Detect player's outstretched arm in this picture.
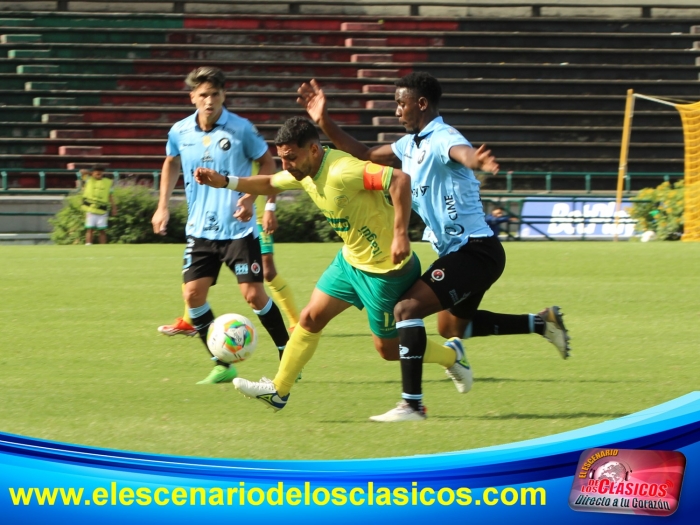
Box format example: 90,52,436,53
388,169,412,264
152,155,181,235
449,144,499,174
297,79,398,166
194,167,281,196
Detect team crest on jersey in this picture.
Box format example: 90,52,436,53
431,268,445,281
334,195,349,208
251,261,261,275
218,138,231,151
417,150,427,165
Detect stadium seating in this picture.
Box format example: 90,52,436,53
0,5,699,191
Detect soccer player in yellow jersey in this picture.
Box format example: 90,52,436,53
194,117,472,413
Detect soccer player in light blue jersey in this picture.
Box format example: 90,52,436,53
298,73,570,421
151,66,290,384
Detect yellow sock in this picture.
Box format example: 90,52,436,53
267,274,299,328
274,326,321,396
181,284,192,325
424,338,456,368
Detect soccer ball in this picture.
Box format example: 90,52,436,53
206,314,258,364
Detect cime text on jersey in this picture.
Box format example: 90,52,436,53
391,116,492,256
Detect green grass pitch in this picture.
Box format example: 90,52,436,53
1,242,698,460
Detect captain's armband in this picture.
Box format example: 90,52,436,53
363,163,392,191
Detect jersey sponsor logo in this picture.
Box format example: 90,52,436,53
251,261,261,275
325,216,351,233
235,263,249,275
431,268,445,281
181,143,195,148
201,150,213,163
445,224,465,236
444,195,458,220
218,138,231,151
203,211,220,232
412,185,429,198
358,225,383,257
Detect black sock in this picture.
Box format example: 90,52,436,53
397,319,426,411
466,310,535,337
254,299,290,354
190,305,228,367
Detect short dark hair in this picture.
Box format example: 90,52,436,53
274,117,320,147
395,72,442,105
185,66,226,91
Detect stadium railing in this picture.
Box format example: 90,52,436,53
43,0,700,18
0,168,681,194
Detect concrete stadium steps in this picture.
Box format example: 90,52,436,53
3,43,698,66
1,27,697,50
3,73,699,97
0,105,687,127
3,90,699,113
0,121,684,144
3,58,699,81
6,89,700,112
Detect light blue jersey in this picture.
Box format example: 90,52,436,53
391,116,492,256
166,108,269,240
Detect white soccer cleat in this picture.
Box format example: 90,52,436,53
444,337,473,394
369,401,427,422
232,377,289,412
539,306,571,359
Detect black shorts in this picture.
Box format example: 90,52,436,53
182,234,264,285
419,235,506,319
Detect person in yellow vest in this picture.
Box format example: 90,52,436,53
80,165,117,245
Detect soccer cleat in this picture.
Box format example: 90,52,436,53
233,377,289,412
369,401,427,422
539,306,571,359
158,317,197,337
196,364,238,384
444,337,474,394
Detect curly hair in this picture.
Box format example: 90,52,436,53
274,117,320,147
394,72,442,105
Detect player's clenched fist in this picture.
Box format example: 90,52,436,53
194,167,227,188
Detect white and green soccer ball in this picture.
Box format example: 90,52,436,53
206,313,258,364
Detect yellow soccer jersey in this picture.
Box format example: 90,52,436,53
271,148,408,273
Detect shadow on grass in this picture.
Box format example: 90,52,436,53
309,377,641,385
320,411,629,424
431,412,630,420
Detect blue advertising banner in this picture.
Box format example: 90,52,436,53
519,198,637,240
2,392,698,524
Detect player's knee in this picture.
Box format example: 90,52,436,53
298,307,327,333
243,285,268,310
393,299,419,322
183,287,205,306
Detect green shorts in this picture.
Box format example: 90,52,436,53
316,251,421,339
257,223,274,255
